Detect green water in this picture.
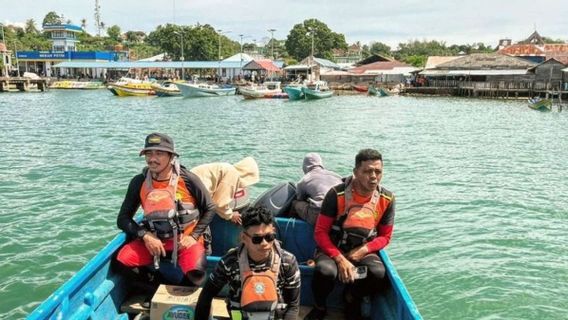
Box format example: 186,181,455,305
0,90,567,319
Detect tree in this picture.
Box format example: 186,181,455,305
25,19,38,34
42,11,62,26
81,18,87,31
369,41,391,57
285,19,348,61
107,25,122,42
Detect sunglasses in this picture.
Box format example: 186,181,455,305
244,232,277,245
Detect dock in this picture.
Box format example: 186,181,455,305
0,77,49,92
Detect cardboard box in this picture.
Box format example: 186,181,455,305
150,285,202,320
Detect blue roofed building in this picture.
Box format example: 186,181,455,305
16,24,127,78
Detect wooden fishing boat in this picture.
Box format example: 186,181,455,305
239,81,287,99
49,81,105,90
283,85,305,100
302,81,334,100
176,82,236,98
368,86,389,97
151,81,181,97
528,97,552,111
27,183,422,320
352,85,369,93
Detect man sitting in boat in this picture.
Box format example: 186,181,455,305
290,153,342,225
115,132,216,290
194,206,301,320
190,157,260,225
305,149,396,320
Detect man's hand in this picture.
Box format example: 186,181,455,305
179,233,197,249
142,233,166,257
334,254,355,284
346,245,369,262
230,212,242,225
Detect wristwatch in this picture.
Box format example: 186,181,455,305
137,229,147,239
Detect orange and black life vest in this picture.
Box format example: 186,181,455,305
331,176,393,252
231,242,285,320
139,160,201,265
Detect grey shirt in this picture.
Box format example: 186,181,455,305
296,167,342,210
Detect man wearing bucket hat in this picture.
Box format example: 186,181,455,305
116,132,216,288
190,156,260,225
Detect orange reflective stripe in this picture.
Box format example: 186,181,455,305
343,206,377,230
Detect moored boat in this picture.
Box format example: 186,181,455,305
108,83,156,97
27,182,422,320
151,81,181,97
239,81,287,99
528,97,552,111
284,85,305,100
369,86,389,97
49,80,105,90
302,81,333,100
352,84,369,93
176,82,236,98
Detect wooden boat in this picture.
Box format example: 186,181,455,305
352,85,369,93
151,81,181,97
176,82,236,98
49,81,105,90
528,97,552,111
302,81,334,100
283,85,305,100
239,81,287,99
369,86,389,97
27,183,422,320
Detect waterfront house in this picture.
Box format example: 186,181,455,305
527,58,567,91
498,31,568,65
283,57,341,81
16,23,126,78
0,42,13,77
242,59,282,81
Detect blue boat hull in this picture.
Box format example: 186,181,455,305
28,185,421,320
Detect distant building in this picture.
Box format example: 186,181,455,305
16,23,127,78
0,42,13,77
333,43,363,68
283,57,341,81
498,31,568,65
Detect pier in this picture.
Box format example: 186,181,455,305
0,77,49,92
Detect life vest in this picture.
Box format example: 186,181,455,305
139,160,201,266
330,176,393,252
231,242,286,320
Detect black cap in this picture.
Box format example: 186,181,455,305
139,133,178,156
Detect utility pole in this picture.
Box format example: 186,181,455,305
14,41,20,77
94,0,102,36
217,29,230,82
174,31,184,80
268,28,276,60
239,34,245,77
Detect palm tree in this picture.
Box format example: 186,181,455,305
25,19,38,34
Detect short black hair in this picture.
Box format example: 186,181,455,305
241,206,274,230
355,149,383,168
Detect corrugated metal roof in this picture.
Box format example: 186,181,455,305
53,61,244,69
283,64,310,70
424,56,461,69
420,69,528,76
436,53,535,69
242,59,281,72
313,57,341,69
350,61,412,74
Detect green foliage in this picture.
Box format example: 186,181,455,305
146,24,238,61
285,18,347,61
107,25,122,42
42,11,63,26
128,43,160,60
393,40,495,67
25,19,39,34
369,42,391,56
542,37,566,44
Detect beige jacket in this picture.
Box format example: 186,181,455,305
190,157,259,220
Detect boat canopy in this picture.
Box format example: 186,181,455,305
53,61,244,69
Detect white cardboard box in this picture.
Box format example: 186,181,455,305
150,285,201,320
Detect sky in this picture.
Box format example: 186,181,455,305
2,0,567,48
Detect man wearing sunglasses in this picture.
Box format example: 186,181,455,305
195,206,301,320
306,149,396,320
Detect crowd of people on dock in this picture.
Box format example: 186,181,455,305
115,132,396,320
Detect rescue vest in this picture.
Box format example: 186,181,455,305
231,242,286,320
139,160,200,266
331,176,393,252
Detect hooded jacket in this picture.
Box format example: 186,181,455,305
190,157,259,220
296,153,342,210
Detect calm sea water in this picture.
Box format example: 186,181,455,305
0,90,567,319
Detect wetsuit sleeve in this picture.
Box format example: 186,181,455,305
281,253,301,320
314,188,342,258
194,255,231,320
116,174,145,238
182,169,216,239
366,195,395,252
